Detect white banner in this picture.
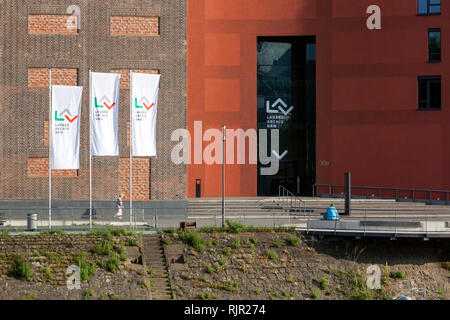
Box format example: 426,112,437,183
51,85,83,170
131,73,161,157
91,72,121,156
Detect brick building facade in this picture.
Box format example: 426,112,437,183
1,0,448,204
0,0,186,201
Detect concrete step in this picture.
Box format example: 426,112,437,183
142,234,171,300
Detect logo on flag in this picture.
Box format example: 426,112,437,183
51,85,83,170
95,96,116,110
90,72,121,156
55,109,79,123
131,72,160,157
135,97,154,110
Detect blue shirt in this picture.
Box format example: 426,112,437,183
325,206,339,220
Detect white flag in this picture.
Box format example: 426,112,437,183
131,73,161,157
51,85,83,170
91,72,121,156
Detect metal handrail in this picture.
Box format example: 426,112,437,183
313,183,450,204
278,185,306,216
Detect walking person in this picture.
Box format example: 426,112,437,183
114,193,124,221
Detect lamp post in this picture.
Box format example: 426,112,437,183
222,125,226,228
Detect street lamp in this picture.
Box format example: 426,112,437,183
222,125,226,228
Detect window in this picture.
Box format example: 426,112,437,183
418,76,441,110
428,29,441,62
418,0,441,15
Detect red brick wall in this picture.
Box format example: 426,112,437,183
119,158,151,200
44,121,49,147
1,1,187,201
27,158,78,178
111,69,159,89
28,68,78,87
28,14,78,35
110,16,159,37
126,122,130,147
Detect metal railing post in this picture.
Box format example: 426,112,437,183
394,205,397,238
364,208,367,236
304,202,307,218
306,206,311,234
334,216,337,235
273,212,275,228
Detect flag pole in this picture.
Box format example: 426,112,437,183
129,70,133,229
89,70,93,231
48,68,52,230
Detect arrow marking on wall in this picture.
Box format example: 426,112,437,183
279,106,294,116
272,150,288,160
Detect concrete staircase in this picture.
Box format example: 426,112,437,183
141,234,172,300
188,197,450,219
187,197,285,219
298,197,450,216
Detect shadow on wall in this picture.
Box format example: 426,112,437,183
304,236,450,266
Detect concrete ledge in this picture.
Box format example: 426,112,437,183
361,221,422,228
0,200,188,218
307,220,360,230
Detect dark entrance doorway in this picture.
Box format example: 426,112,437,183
257,36,316,196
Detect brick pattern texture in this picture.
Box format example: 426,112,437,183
119,158,151,200
111,69,159,89
28,68,78,87
110,16,159,36
28,14,78,35
27,158,78,178
0,0,187,201
44,120,48,147
127,121,130,147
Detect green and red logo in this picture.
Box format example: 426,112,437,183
95,96,116,110
55,109,78,123
135,97,154,110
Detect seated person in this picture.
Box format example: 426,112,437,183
324,204,340,220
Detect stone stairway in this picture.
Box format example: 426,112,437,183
188,197,450,218
141,234,172,300
188,197,284,218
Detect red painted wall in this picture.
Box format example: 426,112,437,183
187,0,450,197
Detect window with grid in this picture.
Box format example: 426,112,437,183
428,28,441,62
418,0,441,15
418,76,441,110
